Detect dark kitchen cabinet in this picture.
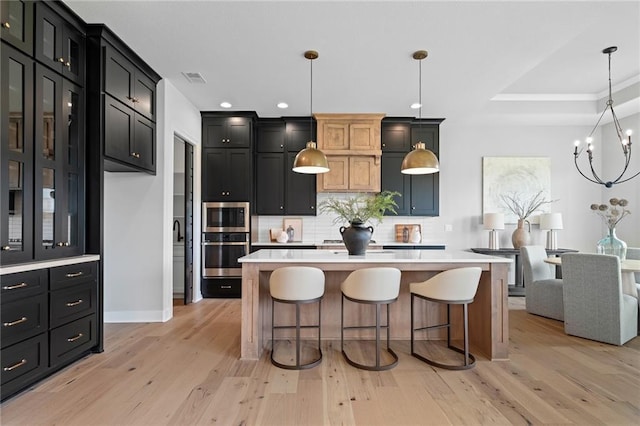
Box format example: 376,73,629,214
203,116,252,148
201,113,255,203
86,24,160,174
203,148,252,201
254,118,316,215
0,261,98,401
0,0,34,55
104,43,156,121
256,153,285,214
33,64,85,259
381,118,411,152
1,45,34,264
104,96,155,173
285,152,316,215
35,1,85,85
381,119,442,216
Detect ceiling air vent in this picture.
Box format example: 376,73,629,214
182,72,206,84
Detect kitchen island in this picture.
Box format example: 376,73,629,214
239,249,511,361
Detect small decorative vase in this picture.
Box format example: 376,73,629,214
340,220,374,255
596,227,627,260
511,219,531,249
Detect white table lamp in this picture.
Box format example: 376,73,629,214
483,213,504,250
540,213,563,250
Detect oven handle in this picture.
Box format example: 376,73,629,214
201,242,248,246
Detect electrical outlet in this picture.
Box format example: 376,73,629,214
444,224,453,232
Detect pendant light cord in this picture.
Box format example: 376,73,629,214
309,56,313,141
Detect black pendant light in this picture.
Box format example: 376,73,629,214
292,50,330,174
573,46,637,188
401,50,439,175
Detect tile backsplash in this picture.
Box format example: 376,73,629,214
252,193,445,244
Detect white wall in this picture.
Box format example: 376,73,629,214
104,80,201,323
255,122,619,253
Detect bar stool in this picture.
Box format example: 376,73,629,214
270,266,325,370
410,267,482,370
341,267,401,371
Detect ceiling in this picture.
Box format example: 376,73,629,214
66,0,640,126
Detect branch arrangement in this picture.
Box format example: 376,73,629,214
500,190,556,220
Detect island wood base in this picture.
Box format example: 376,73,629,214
241,253,509,362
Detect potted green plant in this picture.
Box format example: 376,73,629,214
319,191,400,254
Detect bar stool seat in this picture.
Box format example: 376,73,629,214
341,267,401,371
270,266,325,370
410,267,482,370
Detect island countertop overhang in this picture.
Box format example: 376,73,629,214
239,249,513,265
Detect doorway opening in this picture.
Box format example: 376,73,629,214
172,135,194,304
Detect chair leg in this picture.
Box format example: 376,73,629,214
342,298,398,371
271,298,322,370
411,296,476,370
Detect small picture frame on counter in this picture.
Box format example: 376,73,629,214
283,218,303,242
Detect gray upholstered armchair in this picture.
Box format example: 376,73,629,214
561,253,638,345
520,246,564,321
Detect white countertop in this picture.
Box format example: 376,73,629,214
251,241,446,247
0,254,101,275
240,249,511,264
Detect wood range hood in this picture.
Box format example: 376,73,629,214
314,113,385,193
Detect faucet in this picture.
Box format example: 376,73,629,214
173,219,184,242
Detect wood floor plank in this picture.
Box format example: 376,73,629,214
1,297,638,425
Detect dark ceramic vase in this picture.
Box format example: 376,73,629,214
340,220,374,255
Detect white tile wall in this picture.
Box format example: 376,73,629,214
253,193,446,244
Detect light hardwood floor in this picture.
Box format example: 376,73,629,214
1,297,639,425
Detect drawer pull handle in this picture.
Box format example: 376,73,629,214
67,333,84,342
221,285,232,289
65,271,84,278
1,245,11,251
66,299,84,307
3,359,27,372
2,282,28,290
3,317,27,327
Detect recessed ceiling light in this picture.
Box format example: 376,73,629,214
410,103,421,109
220,102,232,108
277,102,289,109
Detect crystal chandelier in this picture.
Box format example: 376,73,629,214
573,46,637,188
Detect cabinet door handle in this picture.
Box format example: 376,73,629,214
67,333,84,343
130,152,140,158
412,206,416,210
56,241,65,247
65,271,84,278
3,317,27,327
57,57,65,63
2,22,11,29
2,282,27,290
66,299,84,307
1,245,12,251
3,359,27,372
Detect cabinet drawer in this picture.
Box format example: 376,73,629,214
1,333,48,401
201,278,241,298
1,270,47,302
1,293,48,348
50,262,97,290
50,283,97,328
50,315,96,368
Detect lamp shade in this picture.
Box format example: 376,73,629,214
483,213,504,230
539,213,563,230
292,141,330,174
400,142,439,175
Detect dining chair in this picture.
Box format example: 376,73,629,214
520,246,564,321
561,253,637,345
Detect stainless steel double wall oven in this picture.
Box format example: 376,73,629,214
201,202,249,297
